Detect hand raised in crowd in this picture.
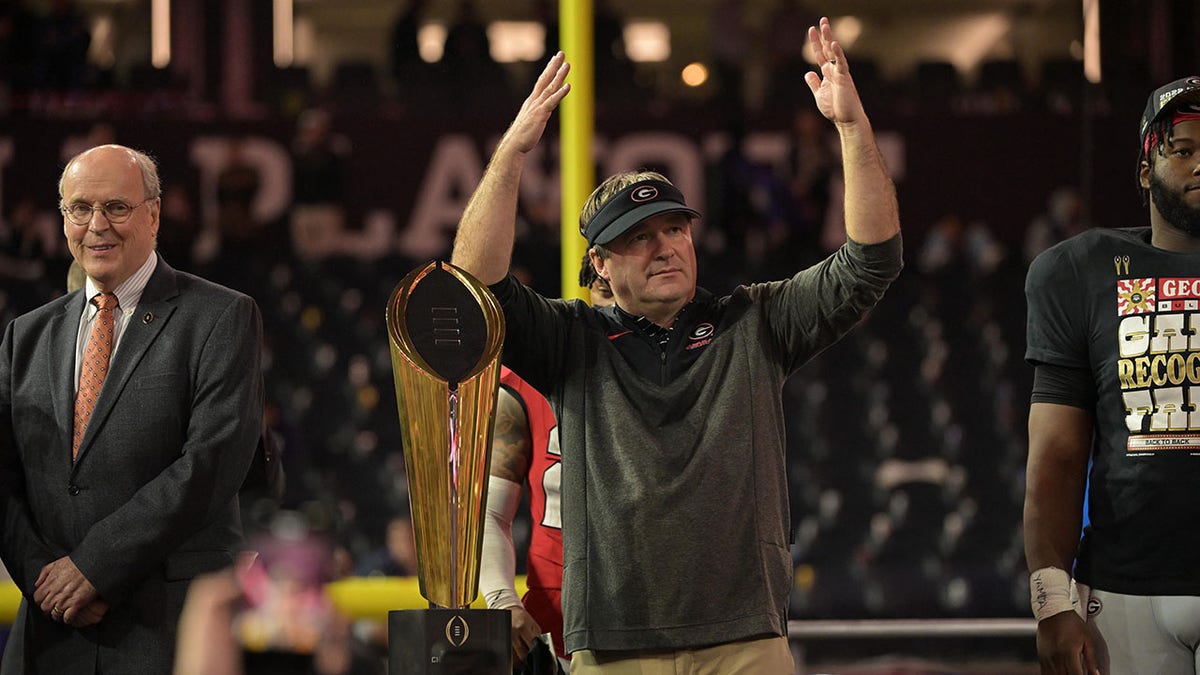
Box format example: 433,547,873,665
804,16,868,127
173,568,244,675
499,51,571,157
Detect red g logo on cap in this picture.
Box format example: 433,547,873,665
631,186,659,202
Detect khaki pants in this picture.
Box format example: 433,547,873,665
570,635,793,675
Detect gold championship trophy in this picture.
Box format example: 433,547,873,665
386,261,510,674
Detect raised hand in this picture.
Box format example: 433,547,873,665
174,568,244,675
452,51,571,283
803,16,867,127
502,51,571,156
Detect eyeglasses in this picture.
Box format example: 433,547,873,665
61,198,153,226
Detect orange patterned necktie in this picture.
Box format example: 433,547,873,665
73,293,119,459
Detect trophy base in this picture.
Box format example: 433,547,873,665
388,608,511,674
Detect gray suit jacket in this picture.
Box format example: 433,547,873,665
0,256,263,673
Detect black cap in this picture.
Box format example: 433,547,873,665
1140,76,1200,147
581,180,701,247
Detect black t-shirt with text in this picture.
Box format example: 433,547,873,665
1026,226,1200,595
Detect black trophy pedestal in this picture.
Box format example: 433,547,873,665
388,608,511,674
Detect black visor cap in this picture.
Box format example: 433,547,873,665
581,180,701,247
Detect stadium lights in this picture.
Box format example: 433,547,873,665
681,62,708,87
1083,0,1100,83
418,23,447,63
274,0,294,67
624,21,670,63
151,0,170,68
488,21,546,63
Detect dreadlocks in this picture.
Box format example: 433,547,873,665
1139,116,1188,206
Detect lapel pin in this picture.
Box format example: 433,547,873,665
142,312,154,324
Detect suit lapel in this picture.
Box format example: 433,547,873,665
50,293,86,463
73,257,180,467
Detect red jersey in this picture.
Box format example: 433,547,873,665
499,367,565,656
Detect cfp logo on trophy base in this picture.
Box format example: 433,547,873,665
429,614,472,664
445,614,470,647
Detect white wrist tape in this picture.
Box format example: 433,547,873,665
1029,566,1082,622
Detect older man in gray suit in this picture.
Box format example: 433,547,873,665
0,144,263,673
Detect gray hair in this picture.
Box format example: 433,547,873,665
58,145,163,204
